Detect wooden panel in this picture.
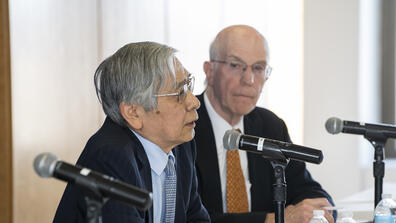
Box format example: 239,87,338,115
0,0,12,222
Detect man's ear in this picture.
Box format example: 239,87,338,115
203,61,214,86
119,102,144,129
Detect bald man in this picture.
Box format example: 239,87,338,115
194,25,335,223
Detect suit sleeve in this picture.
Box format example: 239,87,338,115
53,143,147,223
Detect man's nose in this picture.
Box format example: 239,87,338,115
241,66,254,85
186,91,200,110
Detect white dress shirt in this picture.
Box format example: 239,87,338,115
204,93,251,212
132,130,175,223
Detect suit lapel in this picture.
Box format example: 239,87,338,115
244,111,265,171
244,111,262,212
173,144,189,222
244,112,261,138
128,130,154,223
173,145,182,220
195,93,224,213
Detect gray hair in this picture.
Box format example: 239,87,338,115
209,39,220,61
94,41,177,126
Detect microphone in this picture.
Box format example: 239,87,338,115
325,117,396,139
223,130,323,164
33,153,152,210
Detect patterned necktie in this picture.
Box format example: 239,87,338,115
162,155,177,223
226,130,249,213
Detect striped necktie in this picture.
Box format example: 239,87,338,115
162,155,177,223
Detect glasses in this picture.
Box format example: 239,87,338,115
154,74,195,103
212,59,272,78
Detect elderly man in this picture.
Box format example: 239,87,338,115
194,25,335,223
53,42,210,223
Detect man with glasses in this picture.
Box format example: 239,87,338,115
53,42,210,223
194,25,335,223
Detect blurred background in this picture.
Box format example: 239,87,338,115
1,0,396,222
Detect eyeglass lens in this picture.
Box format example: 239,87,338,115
178,76,194,103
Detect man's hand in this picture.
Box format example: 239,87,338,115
264,198,334,223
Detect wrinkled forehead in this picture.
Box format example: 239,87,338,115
220,32,269,62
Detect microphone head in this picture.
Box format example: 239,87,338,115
223,129,241,150
325,117,343,134
33,153,59,178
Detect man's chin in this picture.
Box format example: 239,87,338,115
232,103,256,115
182,130,195,142
189,129,195,140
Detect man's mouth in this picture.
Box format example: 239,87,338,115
186,118,198,127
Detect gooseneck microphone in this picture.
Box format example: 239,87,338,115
325,117,396,139
223,130,323,164
33,153,152,210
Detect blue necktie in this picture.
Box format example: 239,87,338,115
162,155,176,223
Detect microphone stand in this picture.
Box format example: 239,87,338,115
364,131,387,207
84,195,108,223
270,159,289,223
75,177,109,223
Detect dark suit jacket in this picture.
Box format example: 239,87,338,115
195,93,334,223
53,117,210,223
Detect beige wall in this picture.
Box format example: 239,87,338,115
304,0,361,200
9,1,103,222
9,1,167,222
304,0,396,202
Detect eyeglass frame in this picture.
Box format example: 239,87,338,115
211,59,272,78
154,74,195,103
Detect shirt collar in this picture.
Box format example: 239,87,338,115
204,92,244,140
131,129,175,176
